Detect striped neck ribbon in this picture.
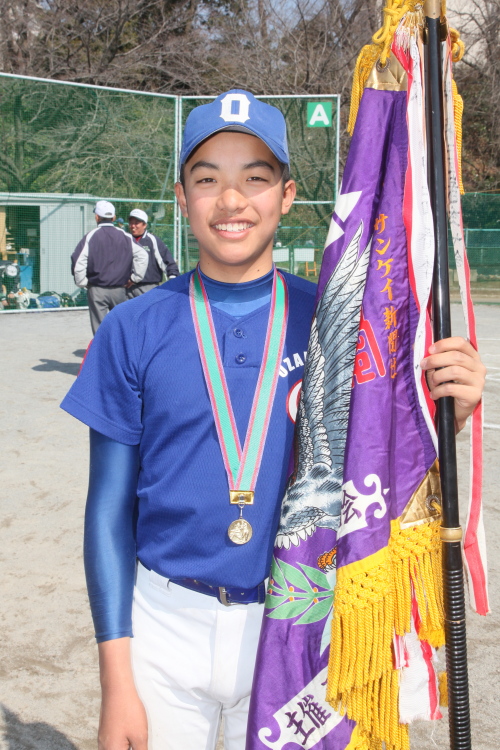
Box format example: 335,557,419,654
190,265,288,492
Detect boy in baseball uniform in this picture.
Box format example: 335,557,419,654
61,90,485,750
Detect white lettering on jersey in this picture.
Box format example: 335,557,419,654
279,351,307,378
220,93,250,123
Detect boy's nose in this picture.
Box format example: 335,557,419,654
216,186,248,213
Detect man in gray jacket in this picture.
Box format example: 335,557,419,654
126,209,179,298
71,201,148,333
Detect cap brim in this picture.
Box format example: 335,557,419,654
182,125,289,167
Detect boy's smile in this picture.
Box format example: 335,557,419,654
175,132,296,282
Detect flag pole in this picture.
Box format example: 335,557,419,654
423,1,472,748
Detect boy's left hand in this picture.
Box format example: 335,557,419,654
420,337,486,433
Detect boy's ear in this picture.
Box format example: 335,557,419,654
281,179,296,216
175,182,189,218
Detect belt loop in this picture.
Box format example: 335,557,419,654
149,567,171,593
219,587,231,607
258,582,266,604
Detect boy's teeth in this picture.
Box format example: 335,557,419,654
215,222,251,232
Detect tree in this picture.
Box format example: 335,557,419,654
451,0,500,191
1,0,498,193
0,77,176,196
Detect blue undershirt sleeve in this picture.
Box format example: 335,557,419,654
84,429,140,643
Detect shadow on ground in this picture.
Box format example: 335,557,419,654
1,706,79,750
32,349,86,376
32,359,81,376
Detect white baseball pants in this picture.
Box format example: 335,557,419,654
131,563,265,750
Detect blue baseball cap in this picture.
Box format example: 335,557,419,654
180,89,289,168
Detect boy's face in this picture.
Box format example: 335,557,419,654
175,132,296,280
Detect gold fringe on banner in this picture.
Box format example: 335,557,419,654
372,0,417,66
452,78,465,194
326,507,445,749
450,27,465,63
438,670,449,706
391,516,445,646
345,724,372,749
347,44,383,135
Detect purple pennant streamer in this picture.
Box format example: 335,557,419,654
246,87,436,750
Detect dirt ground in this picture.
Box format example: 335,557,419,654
0,304,498,750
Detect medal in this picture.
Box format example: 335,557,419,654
228,491,254,544
228,510,253,545
190,266,288,544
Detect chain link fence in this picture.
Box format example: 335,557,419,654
0,72,179,309
448,193,500,303
0,75,340,310
0,72,498,310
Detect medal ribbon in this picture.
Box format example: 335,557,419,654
190,266,288,491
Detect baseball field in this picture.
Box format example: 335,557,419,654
0,305,498,749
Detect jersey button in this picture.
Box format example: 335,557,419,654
234,328,246,338
236,353,247,364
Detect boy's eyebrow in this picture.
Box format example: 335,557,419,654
189,159,277,175
190,160,219,173
243,160,277,171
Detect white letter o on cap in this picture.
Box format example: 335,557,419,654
220,93,250,123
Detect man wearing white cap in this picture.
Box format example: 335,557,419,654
126,209,179,298
71,200,148,333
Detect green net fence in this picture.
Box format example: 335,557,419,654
0,72,498,311
0,75,340,310
449,193,500,276
448,193,500,303
0,73,178,309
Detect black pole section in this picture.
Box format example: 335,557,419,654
424,2,471,748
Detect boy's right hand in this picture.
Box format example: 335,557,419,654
97,637,148,750
98,682,148,750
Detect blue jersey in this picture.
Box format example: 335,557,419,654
61,270,316,588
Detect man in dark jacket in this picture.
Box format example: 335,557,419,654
72,201,148,333
126,209,179,298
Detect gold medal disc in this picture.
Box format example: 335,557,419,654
228,518,253,545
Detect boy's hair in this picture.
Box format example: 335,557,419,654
179,161,291,189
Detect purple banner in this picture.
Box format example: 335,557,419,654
247,88,436,749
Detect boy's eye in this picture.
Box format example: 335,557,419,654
247,175,267,182
197,177,217,184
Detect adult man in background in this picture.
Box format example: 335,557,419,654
126,209,179,298
71,200,148,334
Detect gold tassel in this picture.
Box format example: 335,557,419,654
450,27,466,63
327,517,445,749
391,518,445,647
348,44,383,135
452,78,465,194
372,0,417,66
345,724,372,749
439,671,449,707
